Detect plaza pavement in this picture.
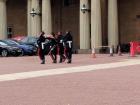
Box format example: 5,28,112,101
0,54,140,105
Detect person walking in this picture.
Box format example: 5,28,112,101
46,32,57,63
37,31,46,64
56,31,66,63
63,31,73,63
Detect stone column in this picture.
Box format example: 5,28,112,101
91,0,102,49
80,0,90,49
42,0,52,35
108,0,118,48
0,0,7,39
30,0,41,36
27,0,32,35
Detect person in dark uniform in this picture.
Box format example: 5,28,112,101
45,32,57,63
56,32,66,63
63,31,73,63
50,32,57,63
37,31,46,64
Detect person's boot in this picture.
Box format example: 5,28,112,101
59,58,62,63
67,59,71,64
62,56,66,62
41,59,45,64
53,60,57,63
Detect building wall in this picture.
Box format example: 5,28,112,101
119,0,140,43
7,0,140,48
7,0,27,37
52,0,79,49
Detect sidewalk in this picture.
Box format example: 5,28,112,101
0,54,140,105
0,54,139,74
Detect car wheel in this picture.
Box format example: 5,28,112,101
20,49,24,56
1,49,8,57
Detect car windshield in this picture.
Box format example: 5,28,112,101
3,40,19,45
20,37,28,43
20,37,38,43
0,42,8,46
7,40,20,45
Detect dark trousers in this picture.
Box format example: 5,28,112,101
65,47,72,62
50,46,57,63
58,46,65,62
38,48,45,61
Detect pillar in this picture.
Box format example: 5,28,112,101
0,0,7,39
91,0,102,48
30,0,41,36
27,0,32,35
80,0,90,49
42,0,52,35
108,0,119,48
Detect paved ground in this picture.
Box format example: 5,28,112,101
0,54,140,105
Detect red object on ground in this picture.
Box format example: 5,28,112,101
130,41,140,57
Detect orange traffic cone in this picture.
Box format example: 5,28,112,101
130,42,135,57
92,48,96,58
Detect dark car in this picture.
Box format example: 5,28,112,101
0,39,37,56
0,42,22,57
19,36,38,48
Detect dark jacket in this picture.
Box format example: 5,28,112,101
37,35,46,48
63,32,72,42
57,34,64,47
63,32,73,48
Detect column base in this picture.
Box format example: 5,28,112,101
77,49,92,54
77,48,110,54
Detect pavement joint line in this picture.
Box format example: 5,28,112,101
0,59,140,82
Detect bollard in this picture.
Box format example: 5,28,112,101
110,46,113,56
92,48,96,58
130,42,135,57
118,45,122,56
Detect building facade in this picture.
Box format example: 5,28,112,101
0,0,140,50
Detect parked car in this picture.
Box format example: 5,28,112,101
0,39,37,56
19,36,38,48
0,41,22,57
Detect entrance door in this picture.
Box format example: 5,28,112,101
7,25,13,38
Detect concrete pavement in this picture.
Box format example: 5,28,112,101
0,54,140,105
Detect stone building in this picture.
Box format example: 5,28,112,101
0,0,140,50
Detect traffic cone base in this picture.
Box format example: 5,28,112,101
110,46,114,57
118,46,122,56
92,48,96,58
110,53,113,56
92,53,96,58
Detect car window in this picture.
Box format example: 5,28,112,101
8,40,20,45
0,42,8,46
3,40,16,45
29,37,37,43
21,37,28,43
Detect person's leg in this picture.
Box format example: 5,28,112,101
67,48,72,63
53,54,57,63
59,47,65,63
50,48,57,63
54,47,57,63
38,48,45,64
